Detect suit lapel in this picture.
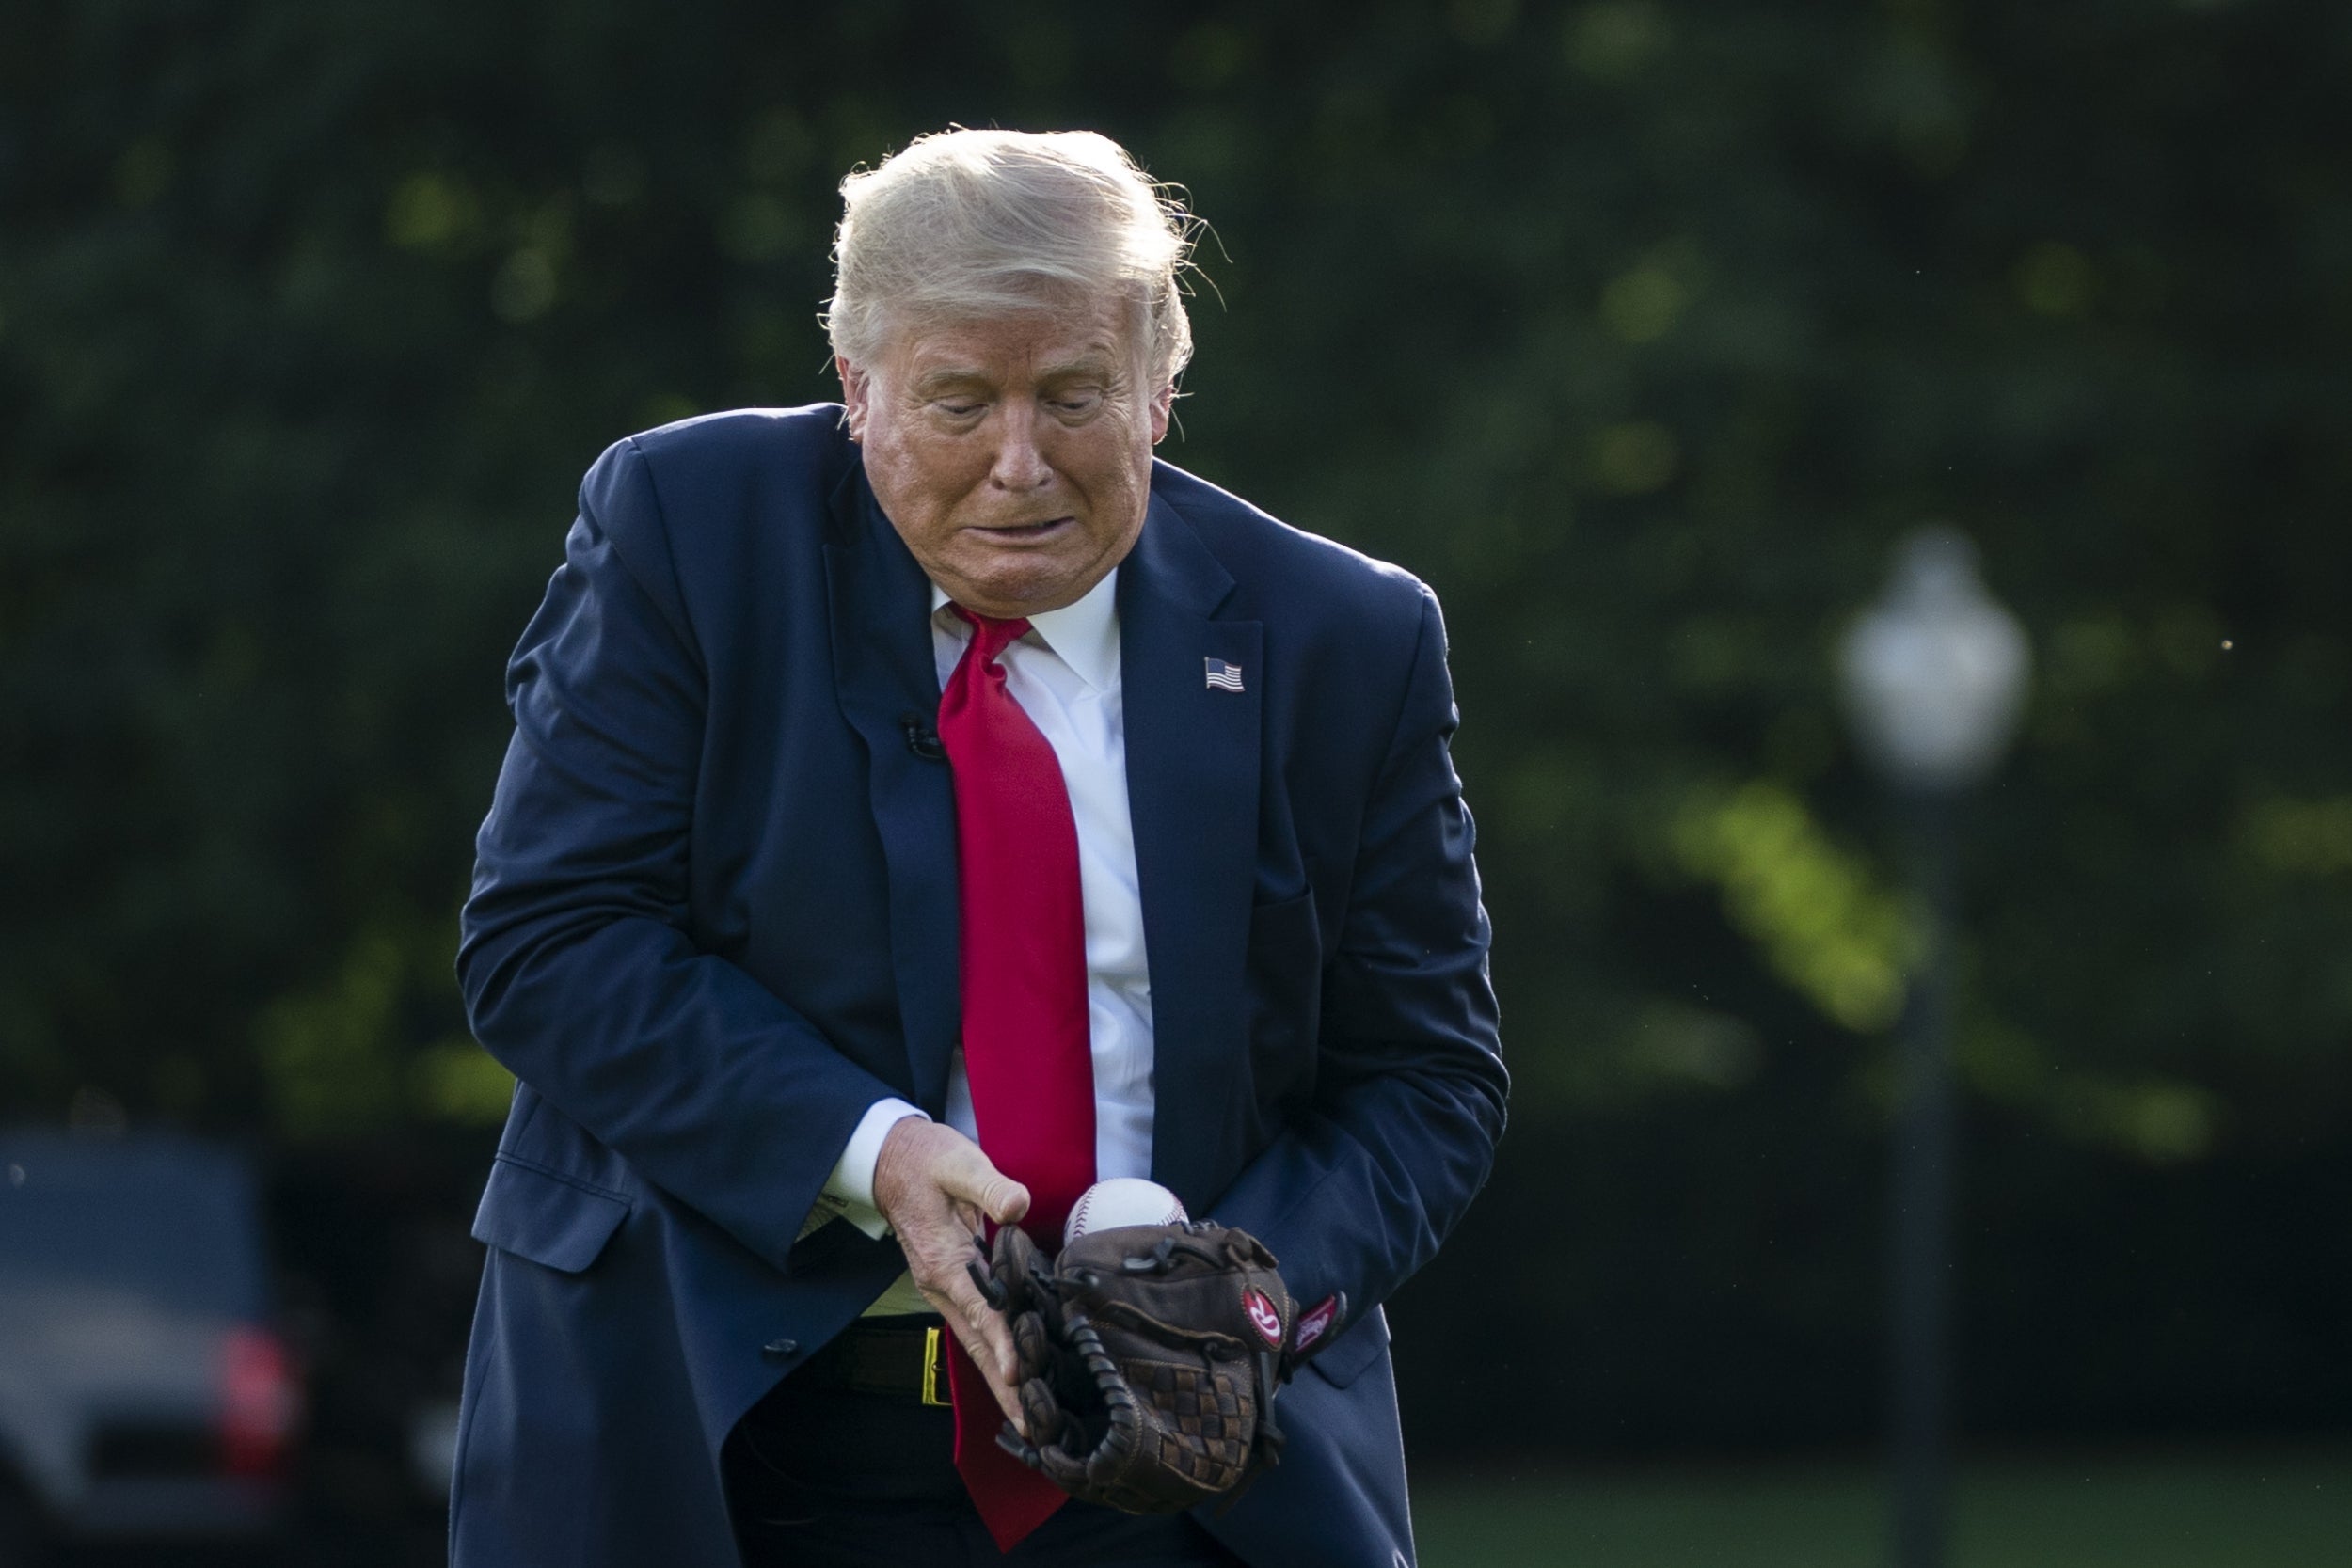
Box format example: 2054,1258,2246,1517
822,468,961,1114
1120,490,1263,1209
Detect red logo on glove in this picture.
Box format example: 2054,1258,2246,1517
1295,1294,1340,1352
1242,1288,1284,1347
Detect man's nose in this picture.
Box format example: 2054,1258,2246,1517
989,407,1053,491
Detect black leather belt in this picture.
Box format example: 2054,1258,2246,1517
797,1315,951,1406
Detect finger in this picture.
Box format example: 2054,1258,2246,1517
982,1174,1031,1227
910,1231,984,1320
986,1361,1025,1428
934,1143,1031,1227
938,1270,1028,1431
961,1299,1019,1388
973,1319,1025,1424
943,1319,1026,1431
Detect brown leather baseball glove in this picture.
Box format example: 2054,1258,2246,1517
969,1219,1346,1515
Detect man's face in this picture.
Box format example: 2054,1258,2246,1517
841,296,1172,620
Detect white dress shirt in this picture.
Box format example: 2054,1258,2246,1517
816,568,1156,1312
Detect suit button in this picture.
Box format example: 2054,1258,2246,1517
762,1338,799,1359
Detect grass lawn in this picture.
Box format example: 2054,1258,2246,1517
1412,1449,2350,1567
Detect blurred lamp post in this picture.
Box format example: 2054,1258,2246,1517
1838,531,2029,1568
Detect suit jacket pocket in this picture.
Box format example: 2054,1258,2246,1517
470,1154,631,1275
1307,1303,1391,1390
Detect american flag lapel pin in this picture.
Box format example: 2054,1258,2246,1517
1203,657,1245,692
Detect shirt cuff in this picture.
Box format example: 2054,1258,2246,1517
824,1097,930,1240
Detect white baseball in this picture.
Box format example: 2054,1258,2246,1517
1063,1178,1188,1247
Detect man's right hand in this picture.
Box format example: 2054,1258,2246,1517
870,1118,1030,1430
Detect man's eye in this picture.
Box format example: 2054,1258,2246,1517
936,401,984,418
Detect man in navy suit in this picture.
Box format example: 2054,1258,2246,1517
452,129,1505,1567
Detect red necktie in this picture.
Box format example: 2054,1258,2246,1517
935,607,1096,1550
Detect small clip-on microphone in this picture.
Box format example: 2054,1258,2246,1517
900,713,946,761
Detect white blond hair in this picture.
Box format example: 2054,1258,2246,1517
825,129,1198,389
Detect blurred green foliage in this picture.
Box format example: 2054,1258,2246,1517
2,0,2347,1441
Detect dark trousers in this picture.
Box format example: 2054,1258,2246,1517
724,1348,1246,1567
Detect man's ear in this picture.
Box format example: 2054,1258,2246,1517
837,356,869,439
1148,381,1174,445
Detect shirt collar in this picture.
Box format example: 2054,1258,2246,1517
929,568,1121,693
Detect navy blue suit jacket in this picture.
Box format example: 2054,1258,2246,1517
450,407,1505,1567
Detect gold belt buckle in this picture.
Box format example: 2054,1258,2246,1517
921,1326,948,1407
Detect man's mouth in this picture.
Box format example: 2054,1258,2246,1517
975,516,1074,540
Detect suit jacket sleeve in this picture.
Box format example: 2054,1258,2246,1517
456,436,901,1271
1209,584,1507,1331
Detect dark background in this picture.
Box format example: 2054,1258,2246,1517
4,0,2347,1533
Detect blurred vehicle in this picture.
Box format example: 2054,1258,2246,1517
0,1129,301,1560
